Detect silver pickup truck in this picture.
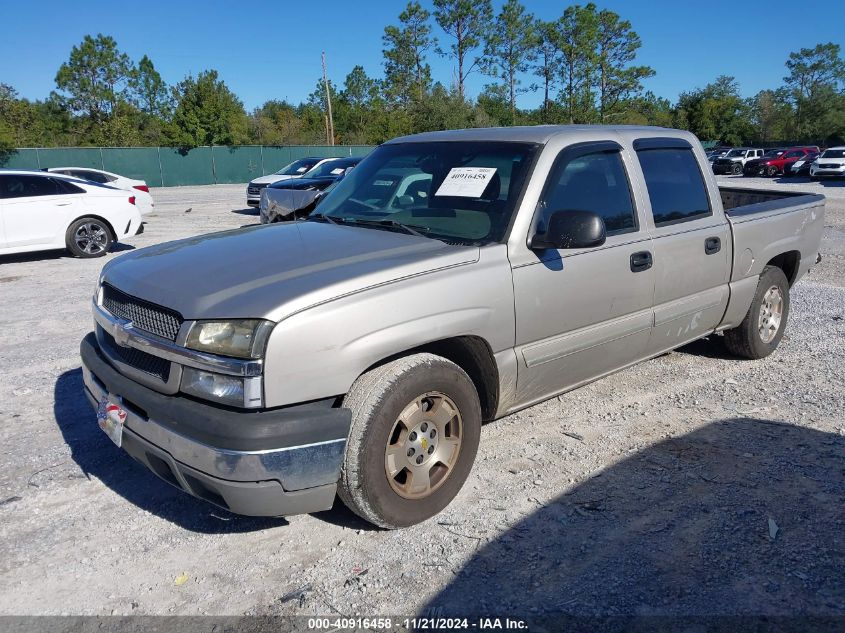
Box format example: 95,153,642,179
80,126,825,528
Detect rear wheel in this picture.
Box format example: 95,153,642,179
65,217,113,258
766,165,779,177
724,266,790,359
338,353,482,529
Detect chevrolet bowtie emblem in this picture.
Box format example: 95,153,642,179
113,322,133,347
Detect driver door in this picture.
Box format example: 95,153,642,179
512,141,655,407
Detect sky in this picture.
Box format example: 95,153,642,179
0,0,843,111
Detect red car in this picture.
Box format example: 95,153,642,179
744,146,821,177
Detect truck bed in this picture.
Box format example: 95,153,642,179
719,186,825,286
720,186,823,218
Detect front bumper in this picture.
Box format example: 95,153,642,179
80,333,351,517
811,168,845,177
712,163,739,174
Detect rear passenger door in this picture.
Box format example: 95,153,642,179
633,138,731,354
512,141,655,405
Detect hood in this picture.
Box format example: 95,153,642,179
250,174,296,185
268,176,338,191
101,222,478,322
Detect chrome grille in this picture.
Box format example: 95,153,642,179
101,284,182,341
248,183,267,195
101,329,171,382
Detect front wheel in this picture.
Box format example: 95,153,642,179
338,353,482,529
732,162,743,175
66,217,114,258
724,266,790,359
766,165,779,177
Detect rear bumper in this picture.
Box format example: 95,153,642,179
80,333,350,517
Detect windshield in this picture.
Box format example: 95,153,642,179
275,158,320,176
726,149,746,157
763,150,783,158
311,141,538,245
302,159,357,179
821,149,845,159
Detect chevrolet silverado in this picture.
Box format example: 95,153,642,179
80,126,825,528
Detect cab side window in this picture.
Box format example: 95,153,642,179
636,148,711,227
538,149,637,236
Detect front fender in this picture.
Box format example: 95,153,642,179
263,245,515,407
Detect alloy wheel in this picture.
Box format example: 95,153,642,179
758,285,784,344
74,222,109,255
384,392,462,499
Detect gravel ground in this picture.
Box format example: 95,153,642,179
0,176,843,620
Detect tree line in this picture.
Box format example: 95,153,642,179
1,0,844,154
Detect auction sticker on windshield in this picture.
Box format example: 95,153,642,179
97,398,127,447
435,167,497,198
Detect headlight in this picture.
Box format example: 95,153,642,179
181,367,262,408
185,319,273,359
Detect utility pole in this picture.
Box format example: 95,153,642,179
322,52,335,146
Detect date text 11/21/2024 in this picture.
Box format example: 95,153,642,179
306,617,528,630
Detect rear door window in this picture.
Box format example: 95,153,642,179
636,148,712,227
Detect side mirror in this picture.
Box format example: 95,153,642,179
530,210,606,250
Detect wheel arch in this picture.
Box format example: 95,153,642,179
765,250,800,286
361,335,500,422
67,214,117,242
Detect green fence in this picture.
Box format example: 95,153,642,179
2,145,374,187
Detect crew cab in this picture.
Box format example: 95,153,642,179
712,148,764,175
80,126,825,529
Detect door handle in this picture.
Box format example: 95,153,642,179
630,251,653,273
705,236,721,255
55,202,72,207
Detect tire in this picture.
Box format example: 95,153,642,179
731,162,743,175
65,217,114,258
338,353,482,529
724,266,790,360
766,165,779,177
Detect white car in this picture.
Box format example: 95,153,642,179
0,170,143,258
47,167,154,215
810,147,845,179
246,157,333,207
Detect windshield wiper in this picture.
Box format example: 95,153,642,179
343,218,430,237
308,212,340,225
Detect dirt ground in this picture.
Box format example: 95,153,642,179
0,175,843,620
